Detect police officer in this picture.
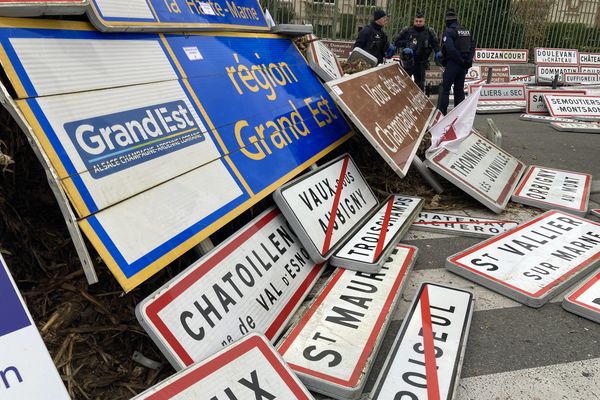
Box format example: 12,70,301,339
438,8,475,115
354,9,390,65
394,10,441,91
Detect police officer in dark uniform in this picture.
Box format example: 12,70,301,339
394,10,441,91
438,8,475,114
353,9,390,65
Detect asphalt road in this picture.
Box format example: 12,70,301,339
312,112,600,400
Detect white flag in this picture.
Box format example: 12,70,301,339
427,87,482,155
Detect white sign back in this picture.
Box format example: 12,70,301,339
535,48,578,65
136,207,325,369
331,194,423,272
371,283,474,400
277,245,417,399
307,40,344,82
412,211,518,238
562,270,600,323
512,166,591,216
132,333,315,400
273,154,378,262
447,210,600,307
424,132,526,213
544,94,600,117
0,254,69,400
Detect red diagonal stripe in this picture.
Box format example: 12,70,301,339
372,197,394,262
321,156,350,255
420,285,441,400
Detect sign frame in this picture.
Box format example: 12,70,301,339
446,210,600,308
536,65,579,81
277,245,418,399
330,194,423,272
511,166,591,216
562,270,600,323
370,283,474,400
136,207,325,370
469,84,526,101
424,132,526,213
411,211,518,238
131,333,315,399
534,47,579,65
474,48,529,64
563,72,600,85
543,94,600,117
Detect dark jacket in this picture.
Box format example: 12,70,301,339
441,21,475,68
354,21,389,64
394,25,440,62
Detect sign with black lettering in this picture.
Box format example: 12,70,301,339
562,270,600,323
0,254,69,399
331,195,423,272
326,63,435,178
468,84,526,101
519,113,577,124
512,166,591,216
579,52,600,66
273,154,379,262
321,40,353,59
447,210,600,307
412,211,518,238
132,333,314,399
581,66,600,74
544,94,600,117
474,48,528,63
0,0,86,15
277,245,417,399
425,132,526,213
563,72,600,85
136,207,325,369
534,48,579,65
370,283,474,400
551,122,600,134
536,65,579,80
87,0,268,32
471,65,511,82
307,40,344,82
527,89,586,115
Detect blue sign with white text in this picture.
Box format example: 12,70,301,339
64,100,205,179
0,258,31,338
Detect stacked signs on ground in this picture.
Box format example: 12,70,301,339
0,254,70,399
136,207,326,369
562,270,600,323
371,283,474,400
535,48,579,82
277,245,418,399
512,166,591,216
0,18,351,291
447,211,600,308
425,132,526,213
132,334,315,399
326,63,435,178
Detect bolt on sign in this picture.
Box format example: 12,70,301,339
307,40,344,82
536,65,579,81
526,89,586,115
331,195,423,272
543,94,600,118
519,114,578,124
131,333,314,400
447,210,600,308
87,0,268,32
474,48,529,64
579,52,600,66
277,245,418,399
0,254,69,399
562,270,600,324
326,63,435,178
0,19,351,291
563,72,600,85
0,0,86,16
370,283,474,400
320,40,354,59
511,166,591,216
551,122,600,134
425,132,526,213
412,211,518,238
534,48,579,65
273,154,379,263
468,84,526,101
136,207,325,369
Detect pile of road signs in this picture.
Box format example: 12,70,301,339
412,211,518,238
